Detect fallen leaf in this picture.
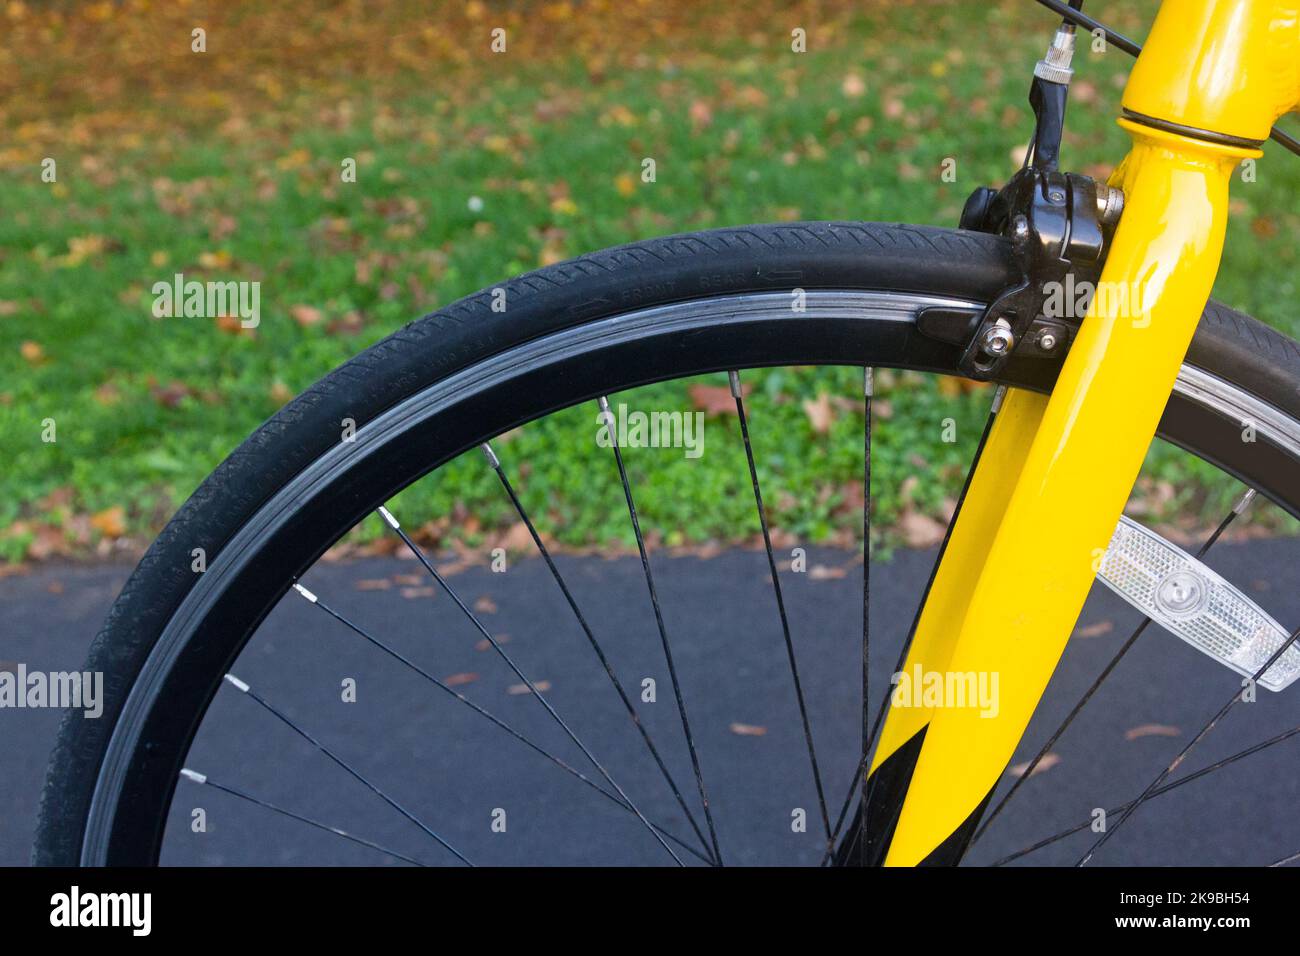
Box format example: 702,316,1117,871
841,74,866,98
93,381,122,405
20,341,45,364
688,99,713,130
150,380,194,408
197,249,232,269
90,506,126,538
1072,79,1098,104
473,595,498,614
355,578,392,591
496,521,534,553
1008,752,1061,778
290,304,324,327
27,525,66,560
803,393,834,434
550,196,578,216
37,486,75,510
808,564,847,580
475,635,510,651
1075,620,1113,638
400,586,437,599
688,382,744,416
326,310,365,336
215,315,252,335
1124,723,1180,741
898,509,946,548
443,672,479,687
1251,216,1279,239
730,722,768,736
508,680,550,695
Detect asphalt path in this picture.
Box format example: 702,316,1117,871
3,538,1299,867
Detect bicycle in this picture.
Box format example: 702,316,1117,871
34,0,1300,866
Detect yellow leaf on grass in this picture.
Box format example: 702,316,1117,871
841,74,866,98
20,341,44,364
290,304,324,327
90,506,126,539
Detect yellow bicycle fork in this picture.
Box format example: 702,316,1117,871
866,0,1300,866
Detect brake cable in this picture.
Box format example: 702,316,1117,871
1030,0,1300,157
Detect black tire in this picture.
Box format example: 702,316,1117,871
34,220,1300,865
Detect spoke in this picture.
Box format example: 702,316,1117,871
179,768,428,866
860,366,873,864
821,384,1006,865
377,505,684,866
973,620,1152,844
599,394,725,865
728,370,832,846
971,488,1257,846
221,672,472,866
1270,850,1300,867
291,584,712,864
481,441,715,864
1077,622,1300,865
991,722,1300,865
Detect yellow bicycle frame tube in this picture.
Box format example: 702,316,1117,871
867,0,1300,866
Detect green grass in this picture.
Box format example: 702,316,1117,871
2,0,1298,562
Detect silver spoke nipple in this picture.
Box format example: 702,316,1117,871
292,582,318,604
480,442,500,468
179,768,207,785
377,505,400,530
597,395,611,413
991,384,1007,413
728,370,742,399
864,366,874,398
223,673,251,693
1234,488,1258,515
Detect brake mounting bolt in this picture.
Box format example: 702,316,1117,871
981,319,1015,356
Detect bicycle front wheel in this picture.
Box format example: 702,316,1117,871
36,221,1300,866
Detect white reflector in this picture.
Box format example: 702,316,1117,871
1097,516,1299,692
